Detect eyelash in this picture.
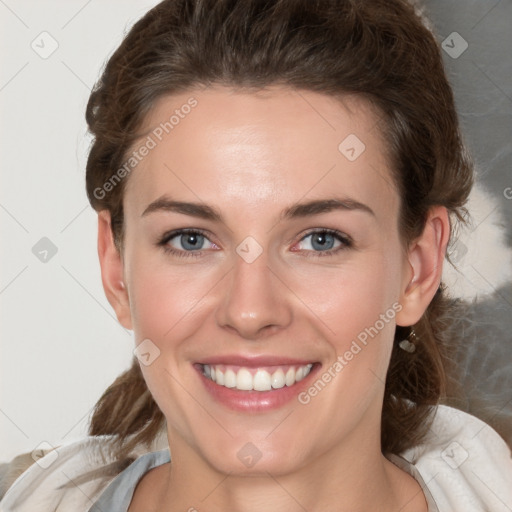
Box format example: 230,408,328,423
157,228,353,259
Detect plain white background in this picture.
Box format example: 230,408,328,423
0,0,160,461
1,0,511,463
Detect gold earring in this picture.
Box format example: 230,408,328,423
399,328,418,353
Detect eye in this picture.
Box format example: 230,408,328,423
158,229,217,257
157,228,352,259
293,229,352,256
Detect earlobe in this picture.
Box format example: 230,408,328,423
97,210,133,330
395,206,450,327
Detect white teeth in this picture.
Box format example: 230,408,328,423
202,363,313,391
253,370,272,391
237,368,253,390
285,367,295,386
271,369,285,389
224,369,237,388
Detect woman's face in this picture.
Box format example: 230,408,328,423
113,86,417,475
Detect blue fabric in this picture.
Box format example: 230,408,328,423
88,449,170,512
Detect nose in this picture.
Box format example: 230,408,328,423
215,248,293,340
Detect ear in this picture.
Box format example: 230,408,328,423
97,210,133,330
395,206,451,326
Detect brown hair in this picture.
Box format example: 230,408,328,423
86,0,474,461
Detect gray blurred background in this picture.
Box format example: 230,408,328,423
426,0,512,444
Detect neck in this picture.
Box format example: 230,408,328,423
154,428,426,512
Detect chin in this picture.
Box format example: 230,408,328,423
205,448,303,477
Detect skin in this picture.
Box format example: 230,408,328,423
97,86,450,512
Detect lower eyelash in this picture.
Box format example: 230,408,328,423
162,245,203,258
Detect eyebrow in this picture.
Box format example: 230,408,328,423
141,195,375,221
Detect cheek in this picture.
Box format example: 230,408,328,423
125,254,216,437
127,252,216,341
288,249,403,411
289,251,400,344
279,253,402,446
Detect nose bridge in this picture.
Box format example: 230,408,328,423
215,241,293,338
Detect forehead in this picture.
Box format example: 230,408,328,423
123,86,398,225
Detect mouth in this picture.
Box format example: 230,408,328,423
194,358,320,412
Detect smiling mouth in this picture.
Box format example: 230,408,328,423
200,363,314,391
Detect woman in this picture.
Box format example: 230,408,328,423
1,0,511,510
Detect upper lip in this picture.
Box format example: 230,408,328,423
197,355,317,367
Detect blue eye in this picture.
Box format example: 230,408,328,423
159,229,215,257
301,232,337,251
295,229,352,256
173,232,207,251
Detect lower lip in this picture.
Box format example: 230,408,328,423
195,364,320,412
